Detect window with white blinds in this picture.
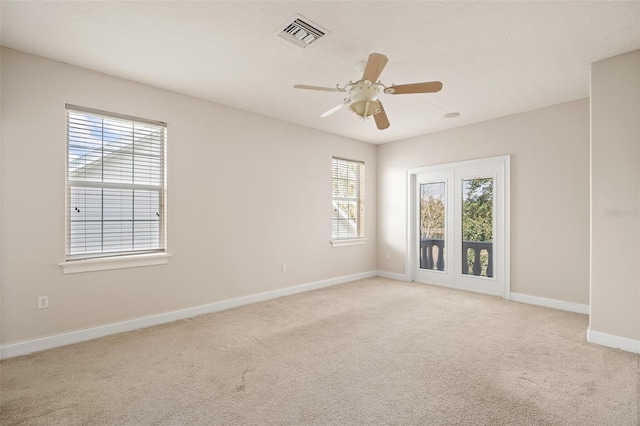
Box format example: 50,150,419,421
65,105,167,260
332,157,365,240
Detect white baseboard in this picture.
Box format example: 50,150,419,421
375,270,409,281
587,329,640,354
376,278,590,316
510,292,589,315
0,270,377,359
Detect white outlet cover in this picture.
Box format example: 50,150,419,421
38,296,48,309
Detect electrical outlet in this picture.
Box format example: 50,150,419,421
281,264,287,272
38,296,49,309
386,252,390,259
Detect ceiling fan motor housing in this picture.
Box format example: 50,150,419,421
349,80,381,118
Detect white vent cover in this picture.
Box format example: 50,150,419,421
277,15,327,48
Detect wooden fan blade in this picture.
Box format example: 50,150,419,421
362,53,388,83
374,101,390,130
384,81,443,95
321,102,347,118
294,84,346,93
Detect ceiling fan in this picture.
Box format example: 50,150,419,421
294,52,443,130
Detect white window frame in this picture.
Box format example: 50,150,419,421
331,157,366,247
59,105,169,273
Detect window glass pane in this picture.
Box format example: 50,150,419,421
133,190,160,221
69,222,102,255
133,221,160,250
102,189,133,220
462,178,494,277
70,187,102,222
103,153,133,184
103,222,134,253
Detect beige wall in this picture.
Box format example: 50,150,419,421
0,50,3,347
377,99,591,304
590,50,640,341
5,45,632,348
0,48,376,344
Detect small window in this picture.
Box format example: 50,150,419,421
65,105,167,260
332,157,365,241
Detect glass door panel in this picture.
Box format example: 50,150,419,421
415,171,454,286
461,178,494,278
453,165,503,297
420,182,446,272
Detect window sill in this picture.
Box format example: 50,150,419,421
331,238,367,248
59,252,171,274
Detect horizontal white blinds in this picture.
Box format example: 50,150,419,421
332,157,365,240
66,105,167,259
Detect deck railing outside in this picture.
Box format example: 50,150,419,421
420,238,493,277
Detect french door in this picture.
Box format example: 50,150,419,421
408,156,510,298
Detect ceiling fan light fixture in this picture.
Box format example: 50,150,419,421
349,80,380,103
350,100,381,119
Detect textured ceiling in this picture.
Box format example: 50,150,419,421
1,1,639,144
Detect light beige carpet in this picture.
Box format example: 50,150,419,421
1,277,639,425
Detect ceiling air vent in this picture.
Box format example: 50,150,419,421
277,15,327,48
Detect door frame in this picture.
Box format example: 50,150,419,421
406,155,511,299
